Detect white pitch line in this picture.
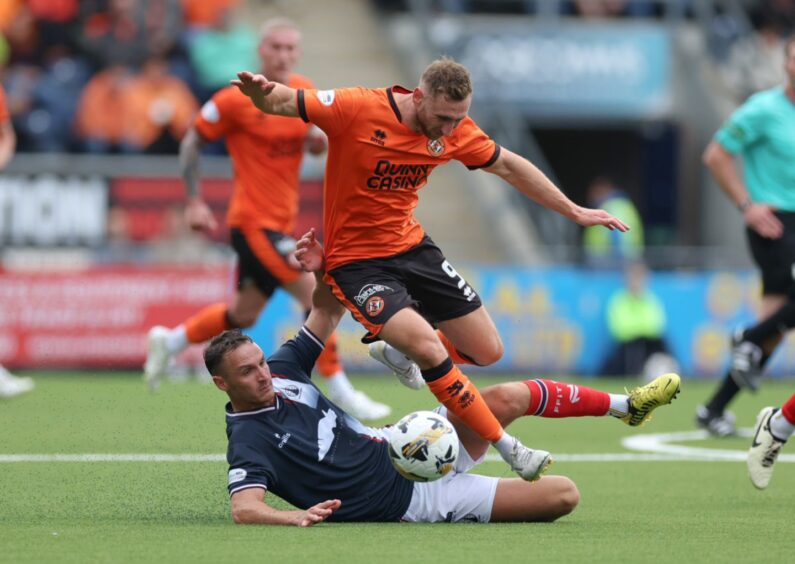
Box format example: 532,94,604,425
621,428,795,462
0,454,226,463
2,428,791,464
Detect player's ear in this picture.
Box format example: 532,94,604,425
412,87,424,105
212,374,228,392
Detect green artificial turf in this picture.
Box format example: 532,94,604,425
1,373,793,563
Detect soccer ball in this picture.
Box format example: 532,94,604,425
387,410,459,482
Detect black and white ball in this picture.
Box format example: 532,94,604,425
387,410,459,482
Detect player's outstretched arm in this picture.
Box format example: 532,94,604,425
230,71,299,118
703,140,783,239
231,487,341,526
296,229,346,343
179,127,218,233
484,148,629,232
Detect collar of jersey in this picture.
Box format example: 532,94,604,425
387,85,412,123
225,396,281,418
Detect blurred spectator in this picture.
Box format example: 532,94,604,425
121,57,198,153
149,204,227,265
572,0,627,17
187,5,257,100
17,47,90,152
76,0,183,68
181,0,239,29
74,65,133,153
582,177,644,268
722,15,788,101
599,262,678,379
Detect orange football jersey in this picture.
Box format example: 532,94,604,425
195,74,315,232
298,85,499,271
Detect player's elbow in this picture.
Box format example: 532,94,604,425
702,142,723,169
231,505,256,525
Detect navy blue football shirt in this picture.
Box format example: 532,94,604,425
225,326,414,522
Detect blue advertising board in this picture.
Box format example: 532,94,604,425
448,23,672,118
248,267,795,378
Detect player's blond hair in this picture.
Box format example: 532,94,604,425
259,17,301,42
420,58,472,101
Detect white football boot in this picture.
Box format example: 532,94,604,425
748,406,787,490
368,341,424,390
331,390,392,421
0,366,34,399
501,437,553,482
143,326,172,392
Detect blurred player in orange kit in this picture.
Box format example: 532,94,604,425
143,18,390,420
232,58,631,481
0,84,35,399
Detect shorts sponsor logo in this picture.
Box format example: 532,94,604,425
228,468,247,484
317,90,335,106
365,296,384,317
366,160,431,191
427,138,445,157
354,283,394,306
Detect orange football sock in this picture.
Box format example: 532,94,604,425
317,332,343,379
425,361,504,442
184,303,232,343
436,330,476,365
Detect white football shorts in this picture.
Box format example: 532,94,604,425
400,407,499,523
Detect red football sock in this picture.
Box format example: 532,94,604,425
317,332,343,379
184,303,232,344
782,393,795,425
524,379,610,417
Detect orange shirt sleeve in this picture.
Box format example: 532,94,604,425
194,88,237,141
453,117,501,170
296,86,366,137
0,86,9,123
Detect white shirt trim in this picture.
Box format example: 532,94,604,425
300,326,324,349
226,397,280,418
229,483,268,496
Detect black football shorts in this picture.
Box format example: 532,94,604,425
746,211,795,297
325,235,483,341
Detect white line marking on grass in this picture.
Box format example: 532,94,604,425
3,429,793,463
621,429,795,462
0,454,226,462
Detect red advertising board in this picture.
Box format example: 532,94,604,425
0,266,234,368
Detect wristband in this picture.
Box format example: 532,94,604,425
738,199,752,212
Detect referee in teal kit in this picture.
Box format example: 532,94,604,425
697,35,795,436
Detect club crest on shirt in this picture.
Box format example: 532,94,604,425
365,296,385,317
427,138,445,157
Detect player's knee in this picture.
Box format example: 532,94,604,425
554,478,580,518
472,334,504,366
482,384,524,422
403,337,448,368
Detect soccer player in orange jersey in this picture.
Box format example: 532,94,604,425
143,19,389,420
232,58,629,480
0,85,34,399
